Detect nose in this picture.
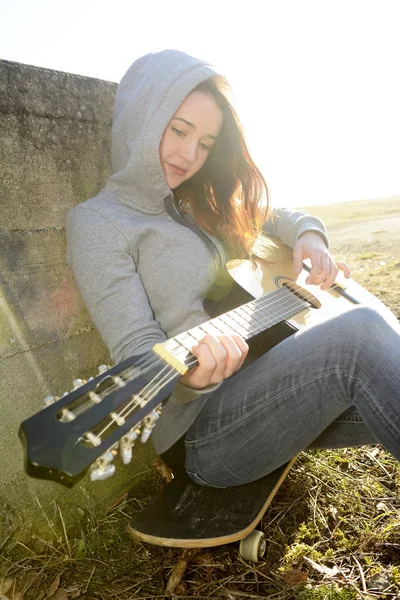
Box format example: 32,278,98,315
180,140,198,163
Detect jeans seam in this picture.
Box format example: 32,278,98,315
186,470,227,488
353,374,400,441
185,367,352,445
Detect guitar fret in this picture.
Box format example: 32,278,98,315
218,313,249,338
207,320,225,335
239,305,267,336
211,317,233,335
229,309,250,328
198,322,223,337
240,303,256,318
164,337,188,353
233,306,260,333
234,306,253,324
240,303,256,317
162,286,310,364
241,311,265,336
186,327,206,342
234,318,251,335
179,331,200,348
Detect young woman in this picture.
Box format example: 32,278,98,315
67,49,400,488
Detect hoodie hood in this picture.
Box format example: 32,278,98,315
104,50,221,215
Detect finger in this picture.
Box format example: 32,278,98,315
231,334,250,361
321,261,338,290
313,254,331,285
217,335,247,378
189,342,219,386
336,261,351,279
305,255,322,284
292,245,305,275
196,335,228,383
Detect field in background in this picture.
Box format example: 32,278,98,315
300,195,400,229
301,195,400,320
1,197,400,600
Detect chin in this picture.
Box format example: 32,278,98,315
168,174,190,190
167,179,179,190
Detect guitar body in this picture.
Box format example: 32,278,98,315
226,239,397,331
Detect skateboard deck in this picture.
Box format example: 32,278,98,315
128,456,296,548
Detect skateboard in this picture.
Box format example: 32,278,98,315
128,456,297,562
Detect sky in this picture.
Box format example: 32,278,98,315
1,0,399,207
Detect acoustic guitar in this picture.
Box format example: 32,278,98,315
19,240,396,487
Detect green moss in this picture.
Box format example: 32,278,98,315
296,585,357,599
282,542,322,566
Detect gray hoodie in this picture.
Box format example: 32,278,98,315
66,50,328,454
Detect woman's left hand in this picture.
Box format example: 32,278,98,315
293,231,351,290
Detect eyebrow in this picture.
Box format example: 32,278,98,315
172,117,217,140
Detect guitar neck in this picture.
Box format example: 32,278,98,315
162,286,309,368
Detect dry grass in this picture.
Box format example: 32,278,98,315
1,198,399,600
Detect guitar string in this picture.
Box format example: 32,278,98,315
91,281,350,442
120,279,343,381
94,363,178,440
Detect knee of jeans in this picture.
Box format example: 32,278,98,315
341,305,387,342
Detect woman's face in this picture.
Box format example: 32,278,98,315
160,89,224,189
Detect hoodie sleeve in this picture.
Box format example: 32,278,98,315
262,207,329,248
66,205,219,404
66,205,168,363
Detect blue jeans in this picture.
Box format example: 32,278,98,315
184,306,400,487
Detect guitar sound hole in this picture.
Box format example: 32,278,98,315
282,281,321,309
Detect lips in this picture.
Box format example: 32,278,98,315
167,163,188,176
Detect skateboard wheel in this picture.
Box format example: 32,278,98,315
239,530,266,562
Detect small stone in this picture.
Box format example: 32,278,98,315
367,572,392,591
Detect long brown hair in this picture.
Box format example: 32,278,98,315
176,77,270,259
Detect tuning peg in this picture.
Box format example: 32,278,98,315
98,364,108,374
112,376,125,388
85,431,102,446
90,450,116,481
90,463,116,481
44,395,55,406
120,429,138,464
60,408,76,422
140,410,160,443
73,378,84,389
110,411,125,426
89,391,102,404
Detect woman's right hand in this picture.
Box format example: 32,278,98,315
179,334,249,390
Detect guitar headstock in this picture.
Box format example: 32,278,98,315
19,352,181,487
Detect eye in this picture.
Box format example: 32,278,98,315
171,127,185,137
200,142,212,152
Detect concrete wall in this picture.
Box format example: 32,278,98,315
0,60,155,542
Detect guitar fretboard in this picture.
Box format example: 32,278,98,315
162,286,309,368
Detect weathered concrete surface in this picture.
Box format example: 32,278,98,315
0,60,155,542
0,60,115,230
